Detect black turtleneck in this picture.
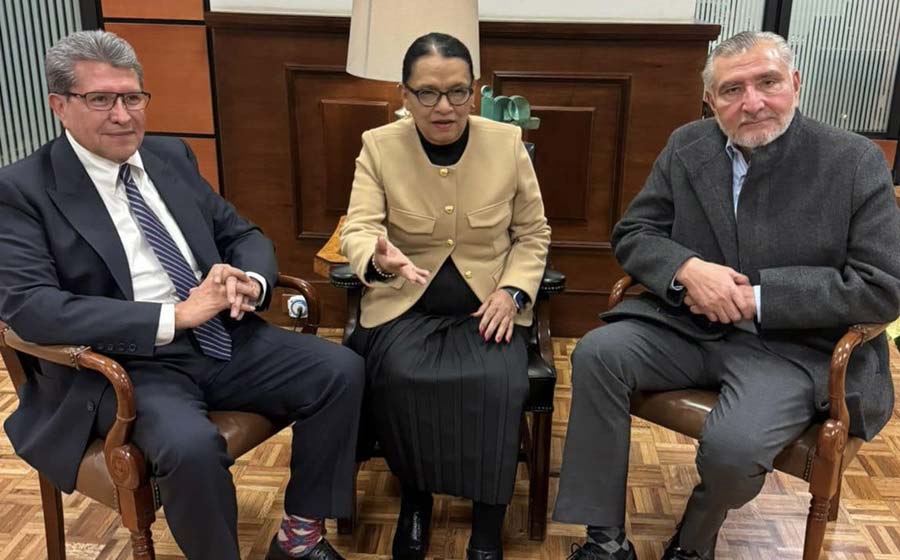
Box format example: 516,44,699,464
416,121,470,166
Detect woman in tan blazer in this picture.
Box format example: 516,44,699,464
341,32,550,560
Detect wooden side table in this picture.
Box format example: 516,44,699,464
314,216,349,279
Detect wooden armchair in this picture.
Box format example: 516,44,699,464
0,273,320,560
609,275,890,560
330,264,566,541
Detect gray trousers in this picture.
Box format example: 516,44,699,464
553,319,817,557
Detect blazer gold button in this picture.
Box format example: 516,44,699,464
439,168,449,177
445,205,455,214
446,239,454,247
464,270,473,278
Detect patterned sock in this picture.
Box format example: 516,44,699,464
277,513,324,557
586,525,632,559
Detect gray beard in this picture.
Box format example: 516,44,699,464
719,106,796,150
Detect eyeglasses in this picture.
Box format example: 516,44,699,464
64,91,152,111
405,86,473,107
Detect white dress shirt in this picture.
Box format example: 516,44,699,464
66,131,266,345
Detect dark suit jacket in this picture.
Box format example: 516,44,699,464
602,112,900,440
0,134,277,492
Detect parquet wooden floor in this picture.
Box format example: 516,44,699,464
0,330,899,559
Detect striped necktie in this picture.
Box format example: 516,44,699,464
118,164,232,360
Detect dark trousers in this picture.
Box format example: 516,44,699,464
553,320,816,558
94,317,365,560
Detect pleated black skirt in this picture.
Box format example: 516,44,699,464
348,259,528,504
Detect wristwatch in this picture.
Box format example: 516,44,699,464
502,287,526,311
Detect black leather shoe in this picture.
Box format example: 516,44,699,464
566,541,636,560
392,500,433,560
466,544,503,560
266,537,345,560
661,527,707,560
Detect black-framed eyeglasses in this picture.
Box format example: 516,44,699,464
64,91,152,111
405,85,473,107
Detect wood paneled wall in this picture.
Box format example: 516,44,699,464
100,0,220,191
101,0,204,21
207,13,719,337
874,139,897,169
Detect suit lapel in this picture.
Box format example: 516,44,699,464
676,132,740,268
140,146,221,273
47,136,134,300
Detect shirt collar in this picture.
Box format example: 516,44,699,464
66,130,146,192
724,137,749,167
724,137,738,160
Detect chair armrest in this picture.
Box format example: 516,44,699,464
0,321,141,487
827,322,891,426
609,275,634,308
539,268,566,296
330,264,364,290
276,273,321,334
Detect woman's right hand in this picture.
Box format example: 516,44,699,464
373,237,430,285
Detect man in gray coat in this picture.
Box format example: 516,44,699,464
554,31,900,560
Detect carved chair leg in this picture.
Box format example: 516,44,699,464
337,462,360,534
528,411,552,541
117,484,157,560
827,478,842,522
803,492,829,560
129,528,155,560
38,473,66,560
804,429,844,560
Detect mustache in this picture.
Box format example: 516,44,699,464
740,111,777,125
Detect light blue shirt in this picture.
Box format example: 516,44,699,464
669,139,762,330
725,139,762,330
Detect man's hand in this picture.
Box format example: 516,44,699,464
675,257,750,324
732,284,757,320
174,266,257,329
472,289,517,343
373,236,430,285
208,264,260,320
684,283,756,322
174,274,241,329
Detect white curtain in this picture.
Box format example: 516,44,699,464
788,0,900,133
0,0,83,166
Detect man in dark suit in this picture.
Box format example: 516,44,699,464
554,31,900,560
0,30,364,560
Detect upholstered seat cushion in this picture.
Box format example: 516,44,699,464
74,411,282,509
630,389,864,481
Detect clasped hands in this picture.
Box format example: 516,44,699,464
174,264,260,330
675,257,757,324
373,237,517,344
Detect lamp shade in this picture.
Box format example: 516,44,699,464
347,0,481,83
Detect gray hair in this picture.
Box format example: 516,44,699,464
45,30,143,94
702,31,794,92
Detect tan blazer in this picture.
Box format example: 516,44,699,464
341,115,551,328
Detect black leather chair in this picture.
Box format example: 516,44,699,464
330,264,565,540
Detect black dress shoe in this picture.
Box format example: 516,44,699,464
266,537,345,560
392,500,433,560
566,542,636,560
661,527,707,560
466,544,503,560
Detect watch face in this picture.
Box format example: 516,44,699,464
513,290,524,310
